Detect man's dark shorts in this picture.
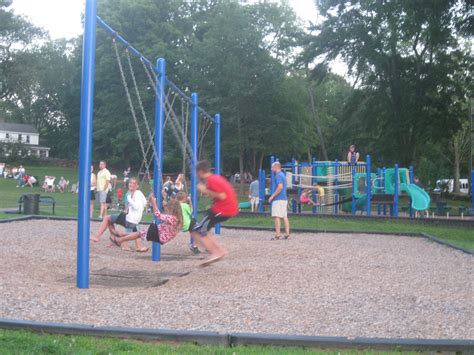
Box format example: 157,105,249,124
185,218,196,233
192,210,229,237
110,212,138,232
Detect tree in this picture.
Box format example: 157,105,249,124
0,0,44,111
303,0,472,165
439,120,470,193
79,0,310,176
183,1,309,190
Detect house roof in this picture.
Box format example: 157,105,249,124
0,122,39,134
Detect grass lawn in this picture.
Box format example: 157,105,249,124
228,215,473,251
0,165,215,218
0,165,80,217
0,330,419,354
0,164,472,251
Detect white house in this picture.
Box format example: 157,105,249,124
0,122,50,158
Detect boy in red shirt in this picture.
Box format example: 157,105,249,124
192,160,238,266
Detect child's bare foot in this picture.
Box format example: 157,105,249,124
200,252,227,267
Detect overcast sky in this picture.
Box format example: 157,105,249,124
9,0,346,76
10,0,319,38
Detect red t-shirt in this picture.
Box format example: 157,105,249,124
207,174,238,217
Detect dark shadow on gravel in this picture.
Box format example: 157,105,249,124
58,268,192,288
134,253,197,262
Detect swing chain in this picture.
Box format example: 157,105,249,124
113,40,155,183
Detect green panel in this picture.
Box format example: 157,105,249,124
316,163,329,183
353,173,377,198
384,168,409,195
239,201,251,209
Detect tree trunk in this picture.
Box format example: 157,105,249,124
259,152,264,170
453,144,461,194
239,149,245,195
237,115,245,195
308,85,329,161
307,147,312,163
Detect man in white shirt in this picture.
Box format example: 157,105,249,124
91,178,148,252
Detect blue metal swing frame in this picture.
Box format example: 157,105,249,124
77,0,221,289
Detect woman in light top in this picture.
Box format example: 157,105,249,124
90,165,97,218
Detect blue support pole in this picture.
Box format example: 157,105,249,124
214,113,221,235
258,169,265,213
394,164,399,218
96,17,154,68
409,165,414,218
383,167,387,216
152,58,166,262
77,0,97,289
351,163,356,215
312,159,317,215
291,159,297,213
377,168,381,216
297,162,302,214
334,160,339,215
366,155,372,216
190,93,199,221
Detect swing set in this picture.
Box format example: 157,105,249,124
77,0,221,289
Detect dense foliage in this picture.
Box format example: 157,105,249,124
0,0,471,189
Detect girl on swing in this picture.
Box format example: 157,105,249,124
110,195,183,247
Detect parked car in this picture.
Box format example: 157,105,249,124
433,179,469,194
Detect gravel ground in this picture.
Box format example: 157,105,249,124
0,220,472,340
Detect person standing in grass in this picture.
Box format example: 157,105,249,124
249,177,259,212
269,162,290,240
96,160,111,219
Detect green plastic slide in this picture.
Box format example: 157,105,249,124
384,168,409,194
400,183,430,211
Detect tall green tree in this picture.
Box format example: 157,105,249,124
72,0,310,175
303,0,472,165
0,0,43,114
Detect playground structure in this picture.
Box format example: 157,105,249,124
76,0,221,288
257,155,431,218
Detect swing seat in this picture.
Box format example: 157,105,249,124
239,201,252,210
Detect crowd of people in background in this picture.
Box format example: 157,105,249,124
230,171,253,184
0,164,73,193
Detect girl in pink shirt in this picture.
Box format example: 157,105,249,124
112,197,182,247
300,189,316,206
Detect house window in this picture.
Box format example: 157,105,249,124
40,150,47,158
26,135,30,143
18,134,22,142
